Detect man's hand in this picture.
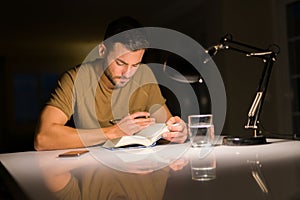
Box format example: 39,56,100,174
163,116,188,143
116,112,155,136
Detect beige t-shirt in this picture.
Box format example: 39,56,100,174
47,59,166,129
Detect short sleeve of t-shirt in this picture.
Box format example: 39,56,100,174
46,67,78,119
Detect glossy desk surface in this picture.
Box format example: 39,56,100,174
1,138,300,200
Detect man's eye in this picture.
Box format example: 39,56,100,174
115,60,125,66
133,63,141,68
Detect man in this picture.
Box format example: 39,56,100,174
34,16,187,150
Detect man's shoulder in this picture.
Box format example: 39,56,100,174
63,59,102,77
74,59,102,72
134,64,157,84
138,63,152,72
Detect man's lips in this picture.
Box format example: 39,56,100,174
117,77,130,84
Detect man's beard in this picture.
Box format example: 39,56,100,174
104,68,130,89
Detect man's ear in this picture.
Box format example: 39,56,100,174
98,43,106,58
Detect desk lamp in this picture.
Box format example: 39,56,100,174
206,34,280,145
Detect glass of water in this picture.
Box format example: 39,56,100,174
188,114,214,147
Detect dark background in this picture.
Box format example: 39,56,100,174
0,0,298,153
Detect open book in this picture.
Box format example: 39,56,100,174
102,123,169,149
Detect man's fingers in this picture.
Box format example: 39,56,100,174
130,112,151,119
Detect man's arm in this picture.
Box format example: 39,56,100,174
34,105,156,151
34,105,106,150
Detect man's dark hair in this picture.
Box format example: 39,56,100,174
103,16,149,51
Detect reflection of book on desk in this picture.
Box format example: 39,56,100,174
102,123,169,149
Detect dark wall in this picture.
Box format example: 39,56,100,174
0,0,294,153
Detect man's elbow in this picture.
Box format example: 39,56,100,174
34,132,48,151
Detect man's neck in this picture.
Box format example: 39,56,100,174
98,59,115,90
101,71,115,90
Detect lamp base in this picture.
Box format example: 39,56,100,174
222,135,267,146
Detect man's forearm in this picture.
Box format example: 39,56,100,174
35,125,108,151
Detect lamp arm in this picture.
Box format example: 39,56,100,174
220,34,276,60
245,56,276,133
216,34,279,134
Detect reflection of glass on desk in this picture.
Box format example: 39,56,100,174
190,150,216,181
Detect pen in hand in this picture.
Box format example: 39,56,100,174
109,113,151,125
109,119,121,125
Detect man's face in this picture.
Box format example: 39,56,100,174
104,43,145,89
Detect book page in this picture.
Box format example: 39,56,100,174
116,135,152,147
102,123,169,149
135,123,168,139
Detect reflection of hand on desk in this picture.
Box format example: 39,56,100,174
168,158,189,172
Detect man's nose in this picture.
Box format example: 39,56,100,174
122,65,132,75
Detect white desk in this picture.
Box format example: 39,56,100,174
1,138,300,200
